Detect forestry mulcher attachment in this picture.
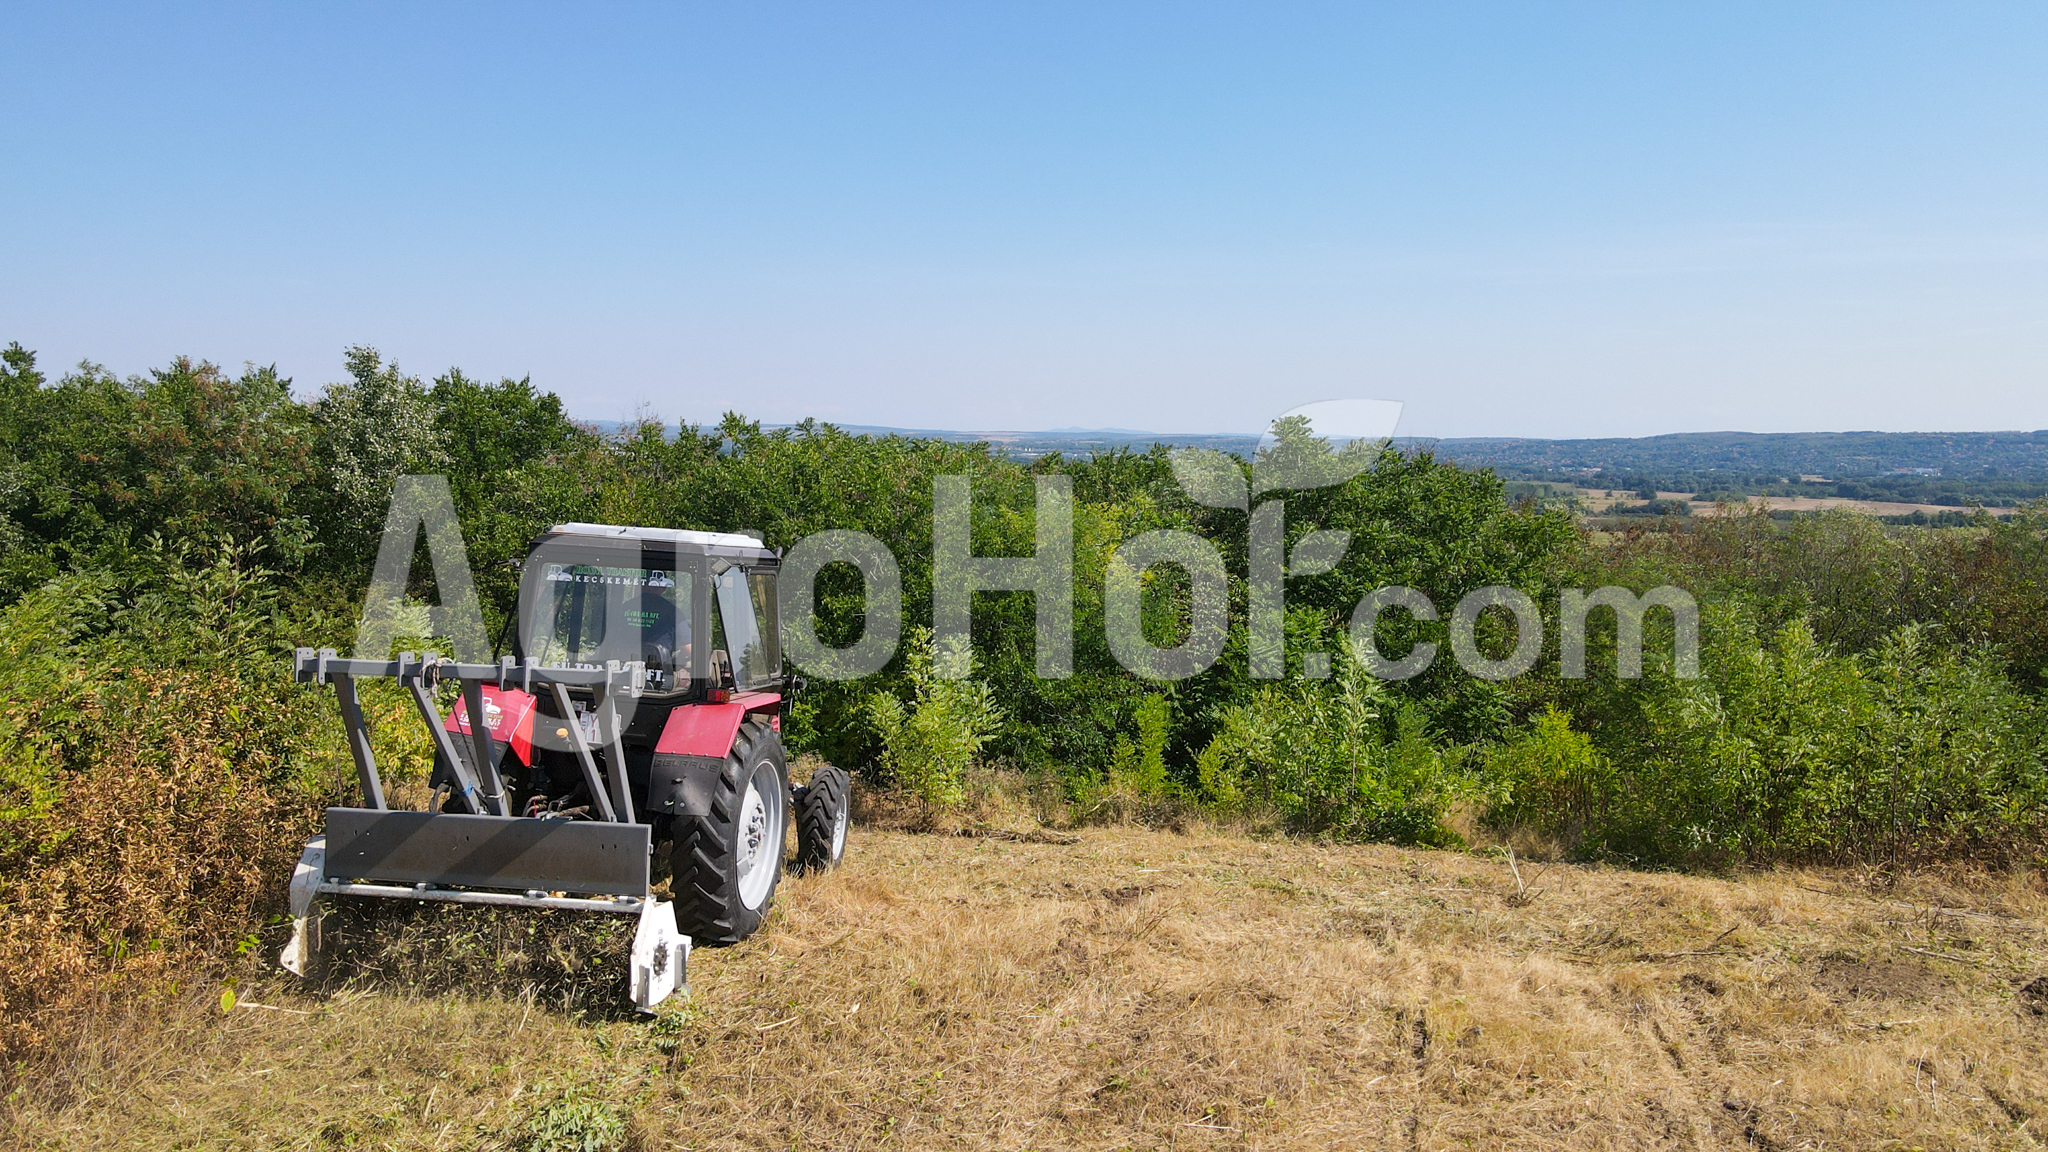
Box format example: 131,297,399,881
281,523,851,1010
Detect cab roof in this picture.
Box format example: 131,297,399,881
543,522,778,561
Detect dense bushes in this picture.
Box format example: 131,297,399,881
1515,511,2048,866
4,345,2046,876
1522,614,2048,868
0,556,349,1065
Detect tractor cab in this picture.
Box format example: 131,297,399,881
516,522,783,702
490,525,799,845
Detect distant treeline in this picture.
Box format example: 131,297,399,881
650,424,2048,507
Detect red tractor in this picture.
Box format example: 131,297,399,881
283,523,850,1009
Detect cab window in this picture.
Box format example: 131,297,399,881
710,565,775,688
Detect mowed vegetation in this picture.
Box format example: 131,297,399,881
14,819,2048,1150
3,342,2048,1146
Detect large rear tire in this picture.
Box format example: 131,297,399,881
669,718,787,945
792,764,851,874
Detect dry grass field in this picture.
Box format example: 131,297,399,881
1572,488,2017,519
10,819,2048,1151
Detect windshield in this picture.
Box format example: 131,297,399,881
525,560,693,689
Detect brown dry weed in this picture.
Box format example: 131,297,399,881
9,823,2048,1150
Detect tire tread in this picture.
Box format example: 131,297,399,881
669,718,784,944
793,763,851,874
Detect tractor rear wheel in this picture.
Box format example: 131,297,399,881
669,718,787,945
792,764,851,874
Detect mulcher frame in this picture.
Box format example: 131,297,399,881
281,647,688,1010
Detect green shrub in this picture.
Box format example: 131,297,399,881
1068,693,1184,826
1480,707,1613,848
864,627,1003,814
1198,644,1464,845
515,1088,629,1152
1106,694,1172,797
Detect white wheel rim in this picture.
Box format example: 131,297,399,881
734,766,782,910
830,802,848,861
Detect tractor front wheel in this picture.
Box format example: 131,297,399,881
669,718,787,944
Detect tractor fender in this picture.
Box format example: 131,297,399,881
647,694,780,816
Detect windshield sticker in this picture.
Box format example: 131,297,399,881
544,564,675,588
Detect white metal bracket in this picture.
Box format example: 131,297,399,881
630,898,689,1012
280,835,326,977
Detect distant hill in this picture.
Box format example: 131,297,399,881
579,420,2048,506
816,424,1262,459
582,419,1261,460
1418,430,2048,480
1411,430,2048,508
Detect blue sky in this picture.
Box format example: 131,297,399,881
3,3,2044,437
